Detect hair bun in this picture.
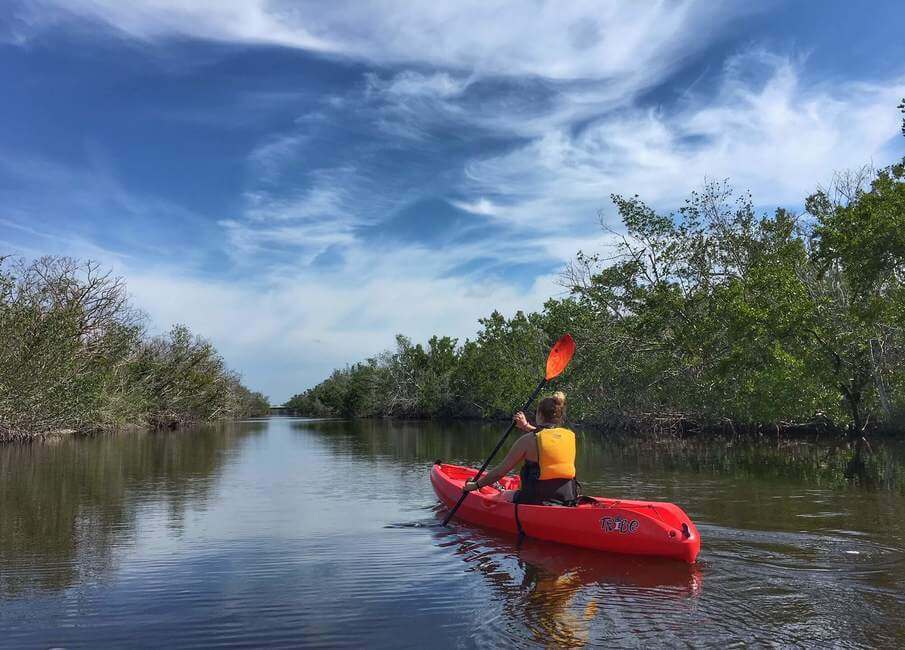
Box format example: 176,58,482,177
551,391,566,405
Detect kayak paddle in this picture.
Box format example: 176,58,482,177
441,333,575,526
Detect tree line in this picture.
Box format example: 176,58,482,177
0,256,269,441
288,102,905,441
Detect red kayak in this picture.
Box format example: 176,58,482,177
431,462,701,563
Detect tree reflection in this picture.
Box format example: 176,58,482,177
0,422,265,596
297,418,905,492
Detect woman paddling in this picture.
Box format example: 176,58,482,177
463,391,579,506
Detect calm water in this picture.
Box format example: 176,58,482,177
2,418,904,648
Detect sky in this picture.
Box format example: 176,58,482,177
2,1,904,403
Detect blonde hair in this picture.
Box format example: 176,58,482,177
536,391,566,425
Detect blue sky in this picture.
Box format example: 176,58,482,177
2,1,904,402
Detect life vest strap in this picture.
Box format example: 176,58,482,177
514,502,525,537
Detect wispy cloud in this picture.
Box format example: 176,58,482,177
449,198,500,217
14,0,331,50
22,1,752,82
458,53,905,233
0,217,131,262
367,71,471,99
0,152,217,263
247,133,311,184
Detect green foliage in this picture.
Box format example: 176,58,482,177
561,183,837,425
287,314,558,419
811,165,905,299
568,161,904,435
454,311,547,417
0,256,267,440
800,162,905,435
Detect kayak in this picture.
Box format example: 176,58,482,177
431,462,701,563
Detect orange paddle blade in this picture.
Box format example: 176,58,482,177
545,333,575,380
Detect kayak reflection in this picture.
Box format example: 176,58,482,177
439,526,702,647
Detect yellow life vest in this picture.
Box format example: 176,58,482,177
535,427,576,480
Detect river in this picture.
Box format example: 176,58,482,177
2,417,904,648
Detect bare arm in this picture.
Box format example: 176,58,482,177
465,433,532,490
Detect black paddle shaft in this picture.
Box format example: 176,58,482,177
441,377,547,526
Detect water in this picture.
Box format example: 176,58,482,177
1,418,904,648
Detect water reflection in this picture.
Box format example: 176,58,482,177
0,421,265,596
291,417,506,465
438,528,702,648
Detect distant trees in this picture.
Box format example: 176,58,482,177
0,256,268,441
129,324,271,428
289,109,905,439
231,382,271,419
289,334,472,419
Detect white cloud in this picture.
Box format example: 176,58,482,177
26,0,751,82
22,0,331,50
247,133,310,183
449,197,500,216
122,245,560,402
222,158,409,266
367,71,471,99
458,54,905,233
218,215,357,264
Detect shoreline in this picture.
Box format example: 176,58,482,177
9,410,900,445
0,419,253,445
287,411,905,441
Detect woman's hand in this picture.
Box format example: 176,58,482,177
513,411,534,432
464,479,479,492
